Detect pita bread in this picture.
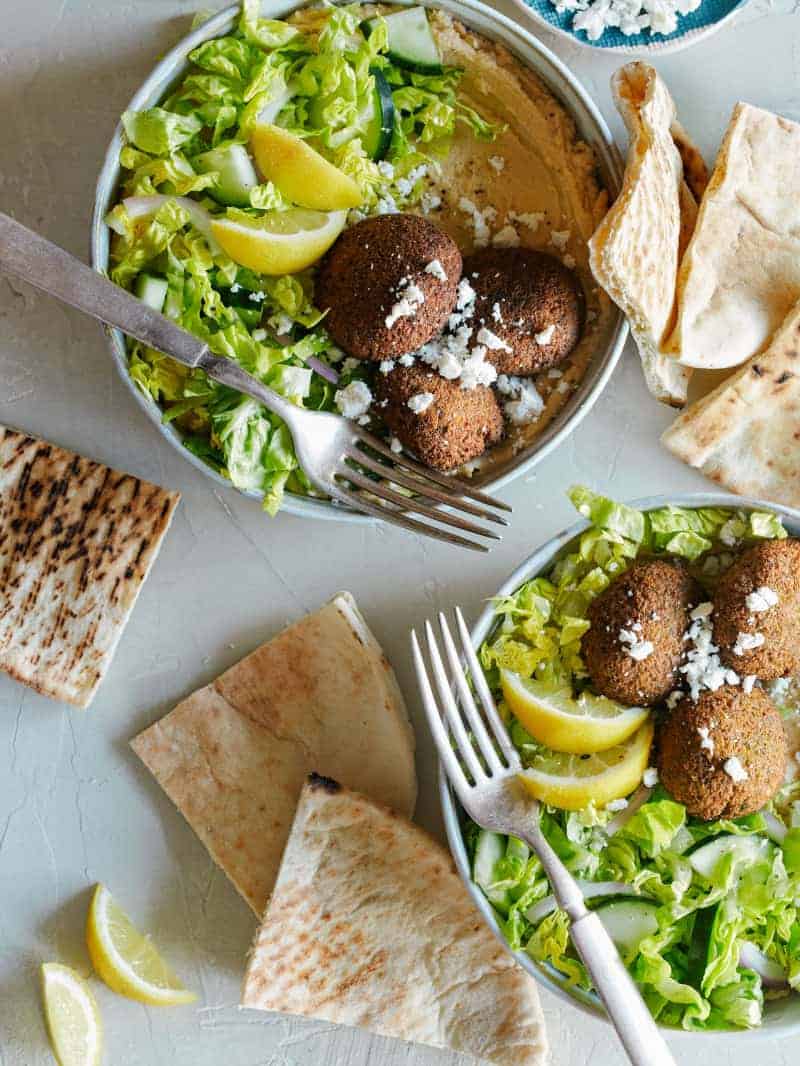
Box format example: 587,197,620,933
242,776,548,1066
589,63,697,407
670,118,710,203
667,104,800,370
131,593,416,915
662,299,800,505
0,425,179,708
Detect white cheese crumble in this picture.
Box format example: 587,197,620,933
424,259,448,282
719,519,741,547
335,380,372,420
723,756,749,783
385,278,426,328
508,210,545,232
557,0,701,41
619,624,654,661
458,197,496,249
643,767,659,788
697,726,715,756
535,324,556,346
379,360,395,375
550,229,571,250
408,392,435,414
491,224,521,248
680,604,740,699
491,301,504,323
732,631,765,656
745,586,779,613
606,798,628,813
390,436,403,454
476,327,511,352
420,190,442,215
496,375,545,425
488,155,506,173
563,254,577,269
398,353,415,367
742,675,757,695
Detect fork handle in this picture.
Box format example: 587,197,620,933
570,912,677,1066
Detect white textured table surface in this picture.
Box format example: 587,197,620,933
1,2,799,1064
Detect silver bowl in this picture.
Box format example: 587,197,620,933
91,0,627,522
440,491,800,1038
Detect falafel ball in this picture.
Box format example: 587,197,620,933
315,214,462,361
714,538,800,681
462,248,584,376
657,686,787,820
583,559,699,706
374,364,503,472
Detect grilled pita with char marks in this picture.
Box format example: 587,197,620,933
0,425,179,708
131,592,416,915
242,776,547,1066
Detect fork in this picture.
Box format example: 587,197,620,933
412,608,677,1066
0,212,510,551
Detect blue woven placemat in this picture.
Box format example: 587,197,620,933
523,0,745,49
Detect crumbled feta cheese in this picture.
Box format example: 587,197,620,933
550,230,570,250
395,164,428,197
488,155,506,173
496,375,545,425
476,327,511,352
385,279,425,328
619,626,654,661
492,224,520,248
742,675,757,694
456,278,477,311
745,586,779,613
379,360,395,375
732,631,765,656
268,311,294,336
390,436,403,454
341,357,360,374
375,194,400,215
458,197,496,248
398,353,415,367
252,328,267,342
697,726,714,756
769,677,792,704
424,258,448,282
420,190,442,215
723,756,749,783
535,324,556,346
719,518,741,547
563,254,577,269
643,767,659,788
508,210,544,233
377,161,395,180
666,690,682,710
249,289,266,302
335,380,372,420
690,602,714,621
230,282,241,294
557,380,571,394
408,392,435,414
680,606,740,699
491,301,504,323
606,798,628,812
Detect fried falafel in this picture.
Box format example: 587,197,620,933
657,686,787,819
583,559,700,706
374,363,503,471
315,214,462,361
714,538,800,681
462,248,584,376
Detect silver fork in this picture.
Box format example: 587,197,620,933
411,609,677,1066
0,212,510,551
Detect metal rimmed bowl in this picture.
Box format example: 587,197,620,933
91,0,627,523
440,491,800,1037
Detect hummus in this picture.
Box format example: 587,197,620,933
422,12,616,477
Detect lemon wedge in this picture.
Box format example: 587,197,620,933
501,670,650,754
211,208,346,275
86,884,196,1006
250,123,363,210
519,718,654,811
41,964,103,1066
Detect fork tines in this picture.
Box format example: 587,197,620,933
332,431,511,553
411,607,519,806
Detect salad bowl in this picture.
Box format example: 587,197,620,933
91,0,627,523
440,491,800,1037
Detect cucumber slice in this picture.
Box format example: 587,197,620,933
134,273,168,313
473,830,509,909
195,144,259,207
687,835,772,880
686,905,717,989
362,68,395,161
363,7,443,74
592,897,660,957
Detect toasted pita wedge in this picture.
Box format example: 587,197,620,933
589,63,697,407
662,299,800,504
667,104,800,370
0,426,178,708
131,593,416,915
242,776,547,1066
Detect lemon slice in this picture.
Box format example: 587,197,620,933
86,884,196,1006
41,964,103,1066
519,719,654,811
211,208,346,275
250,123,363,210
501,670,650,754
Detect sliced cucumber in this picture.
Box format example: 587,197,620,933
687,835,772,881
685,905,717,989
134,273,168,313
363,7,443,74
473,830,509,909
195,144,259,207
362,68,395,161
592,897,660,958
